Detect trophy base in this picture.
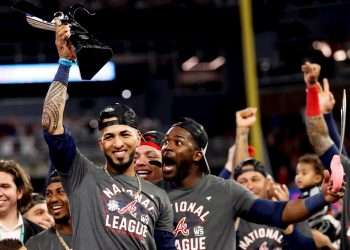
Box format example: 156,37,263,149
76,45,113,80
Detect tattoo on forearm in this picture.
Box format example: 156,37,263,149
233,130,249,173
305,116,333,155
42,81,67,133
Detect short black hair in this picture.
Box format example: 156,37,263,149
234,158,267,180
0,239,24,250
298,154,324,181
47,170,62,185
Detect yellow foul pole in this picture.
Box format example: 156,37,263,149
239,0,264,162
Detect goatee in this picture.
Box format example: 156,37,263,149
55,214,70,225
105,151,135,174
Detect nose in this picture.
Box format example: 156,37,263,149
246,181,254,191
162,141,173,153
43,212,54,223
112,136,124,149
48,194,59,204
135,155,147,167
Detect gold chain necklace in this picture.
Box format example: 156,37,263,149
103,166,142,200
55,229,71,250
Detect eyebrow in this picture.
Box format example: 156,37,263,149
166,135,185,140
103,132,114,137
175,135,185,139
120,130,133,134
145,150,159,156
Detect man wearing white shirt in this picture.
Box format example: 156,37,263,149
0,160,42,243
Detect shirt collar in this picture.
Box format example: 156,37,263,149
0,213,24,231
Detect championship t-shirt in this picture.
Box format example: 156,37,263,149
237,219,284,250
236,219,312,250
164,175,256,250
25,228,72,250
62,150,173,250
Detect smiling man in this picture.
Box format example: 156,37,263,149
40,24,175,249
161,117,344,250
135,131,164,183
0,160,42,243
26,172,72,250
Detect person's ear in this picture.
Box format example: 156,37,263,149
314,174,323,184
98,137,103,152
17,188,23,201
193,150,203,163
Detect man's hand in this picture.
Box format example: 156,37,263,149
318,78,336,114
301,62,321,87
236,107,257,129
55,25,76,60
321,170,345,203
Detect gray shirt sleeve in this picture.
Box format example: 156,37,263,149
62,149,96,194
226,180,256,218
155,190,174,232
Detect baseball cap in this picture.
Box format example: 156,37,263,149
233,158,267,180
47,169,62,185
141,130,164,151
172,117,210,174
98,103,137,130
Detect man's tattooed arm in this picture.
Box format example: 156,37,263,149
42,81,67,135
233,127,249,172
305,115,334,155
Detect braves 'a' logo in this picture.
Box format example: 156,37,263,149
173,217,190,237
119,200,138,215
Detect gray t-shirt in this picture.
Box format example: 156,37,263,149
236,219,311,250
165,175,256,250
25,228,72,250
62,150,173,250
237,219,284,250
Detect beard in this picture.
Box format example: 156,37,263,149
54,214,70,225
105,150,135,174
163,158,192,185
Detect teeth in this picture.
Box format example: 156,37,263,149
53,205,62,209
163,166,174,171
114,151,126,157
137,170,150,174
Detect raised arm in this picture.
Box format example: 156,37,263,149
42,25,76,135
302,62,339,168
232,107,257,173
319,78,348,156
244,170,344,228
42,25,77,175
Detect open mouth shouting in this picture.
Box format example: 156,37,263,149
162,154,177,175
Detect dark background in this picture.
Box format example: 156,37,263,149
1,0,350,190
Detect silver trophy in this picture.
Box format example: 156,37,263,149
13,1,113,80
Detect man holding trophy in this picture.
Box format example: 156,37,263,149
39,23,176,249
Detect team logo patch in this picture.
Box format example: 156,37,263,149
173,217,190,237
